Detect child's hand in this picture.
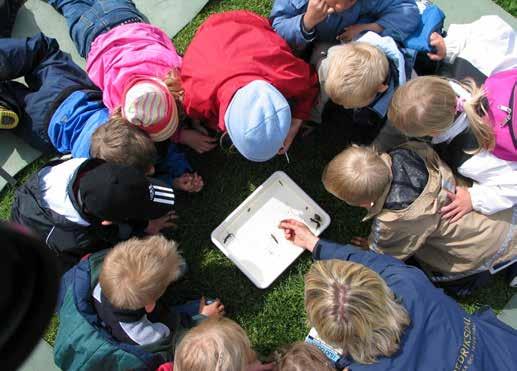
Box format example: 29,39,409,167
145,211,178,234
278,118,303,155
440,187,473,223
337,22,383,42
427,32,446,61
279,219,319,252
179,128,217,154
199,297,225,318
303,0,334,31
172,172,204,193
247,361,275,371
351,236,369,249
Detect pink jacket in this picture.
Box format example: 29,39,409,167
86,23,182,111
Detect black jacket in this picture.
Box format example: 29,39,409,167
11,159,146,270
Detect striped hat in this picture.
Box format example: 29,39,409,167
122,78,179,142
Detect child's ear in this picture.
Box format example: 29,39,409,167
146,165,155,176
377,84,389,93
144,302,156,313
101,220,113,226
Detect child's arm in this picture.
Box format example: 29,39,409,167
360,0,421,42
337,22,384,42
457,151,517,216
154,143,204,193
270,0,328,49
428,16,516,76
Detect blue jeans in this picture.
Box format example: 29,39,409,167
0,34,96,152
46,0,145,57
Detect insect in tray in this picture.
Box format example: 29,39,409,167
309,214,321,229
223,233,234,244
270,233,279,244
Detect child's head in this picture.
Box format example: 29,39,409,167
275,342,334,371
79,161,175,223
99,235,184,311
388,76,494,151
322,145,391,207
122,74,181,142
304,260,410,364
91,118,157,175
325,43,389,109
174,318,256,371
225,80,291,162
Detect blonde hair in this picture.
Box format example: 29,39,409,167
91,117,157,172
174,318,257,371
388,76,494,151
305,260,410,364
325,43,389,108
99,235,184,310
322,145,391,205
275,342,334,371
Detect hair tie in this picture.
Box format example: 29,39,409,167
456,97,466,113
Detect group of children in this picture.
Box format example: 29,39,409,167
1,0,517,369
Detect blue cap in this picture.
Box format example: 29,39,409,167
225,80,291,162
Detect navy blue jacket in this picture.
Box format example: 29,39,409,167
270,0,420,49
313,240,517,370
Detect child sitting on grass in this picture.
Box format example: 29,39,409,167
172,317,274,371
322,142,517,294
278,219,517,369
270,0,421,50
11,158,177,270
180,10,319,162
94,235,224,349
312,34,409,147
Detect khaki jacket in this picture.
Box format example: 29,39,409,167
368,142,517,281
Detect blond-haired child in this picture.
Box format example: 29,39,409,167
173,317,273,371
322,142,517,293
277,219,517,369
274,342,334,371
94,235,224,348
311,32,409,147
388,73,517,220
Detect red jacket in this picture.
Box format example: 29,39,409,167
181,11,319,132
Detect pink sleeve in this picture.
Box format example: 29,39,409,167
156,362,173,371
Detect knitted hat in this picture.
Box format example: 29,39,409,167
123,78,179,142
225,80,291,162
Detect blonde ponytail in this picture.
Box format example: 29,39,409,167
460,79,495,152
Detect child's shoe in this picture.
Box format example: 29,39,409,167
0,106,19,129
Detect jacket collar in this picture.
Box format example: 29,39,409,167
363,153,393,221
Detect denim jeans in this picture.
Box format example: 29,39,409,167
46,0,145,57
0,33,96,152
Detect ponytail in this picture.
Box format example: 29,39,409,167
461,78,495,152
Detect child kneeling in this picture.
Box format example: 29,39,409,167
322,142,517,294
94,235,224,348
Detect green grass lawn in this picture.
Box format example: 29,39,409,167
1,0,515,358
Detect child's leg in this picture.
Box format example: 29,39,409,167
46,0,144,57
0,34,95,152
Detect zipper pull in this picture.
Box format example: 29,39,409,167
497,105,512,126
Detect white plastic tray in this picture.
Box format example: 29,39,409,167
211,171,331,289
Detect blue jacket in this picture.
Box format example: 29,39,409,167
270,0,420,49
313,240,517,370
47,90,192,184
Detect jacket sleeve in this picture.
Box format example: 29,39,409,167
367,215,431,260
444,16,516,75
312,239,407,277
154,143,193,185
368,0,421,42
270,0,314,50
460,151,517,215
